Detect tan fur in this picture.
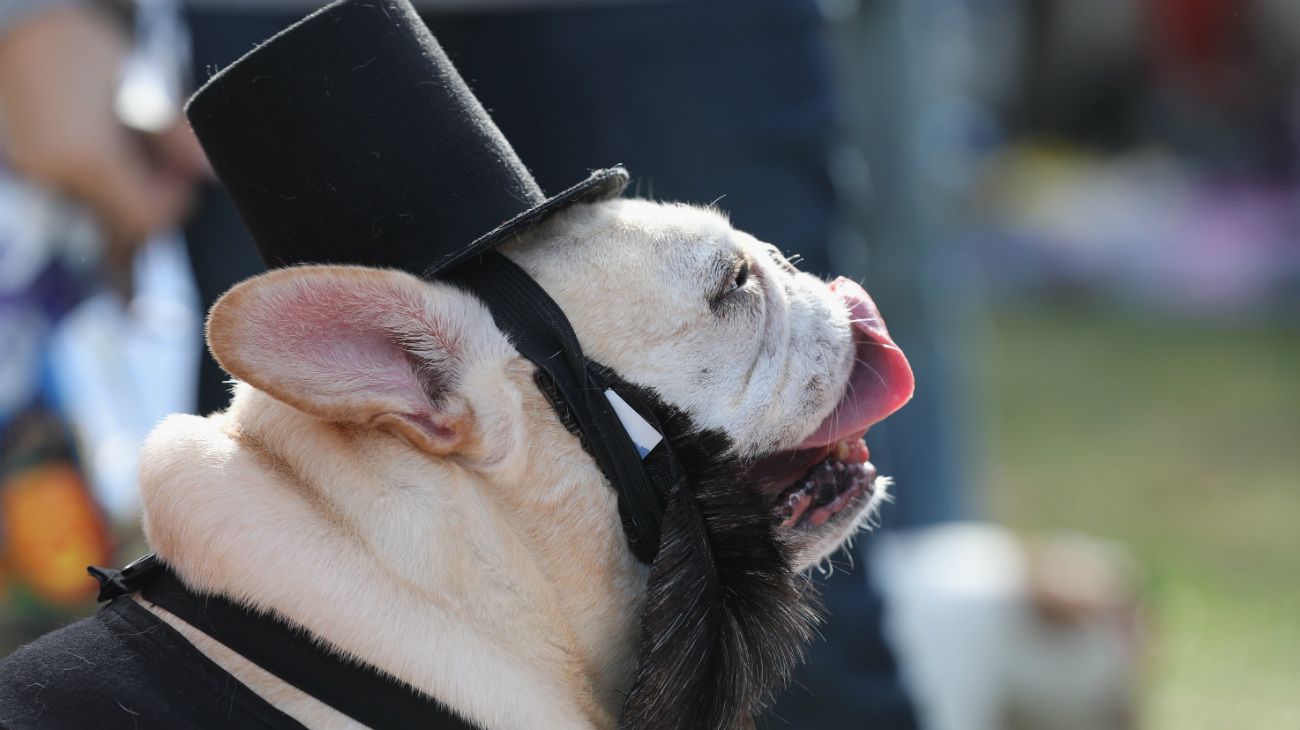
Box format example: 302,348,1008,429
136,200,877,728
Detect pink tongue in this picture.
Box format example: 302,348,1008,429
799,277,914,449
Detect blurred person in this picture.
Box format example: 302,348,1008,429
789,0,986,727
0,0,204,643
0,2,204,279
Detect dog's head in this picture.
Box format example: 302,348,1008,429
198,198,911,728
503,200,912,567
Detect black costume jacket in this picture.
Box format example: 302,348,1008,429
0,596,303,729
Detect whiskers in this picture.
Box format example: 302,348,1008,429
810,475,891,579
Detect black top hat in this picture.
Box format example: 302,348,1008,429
186,0,669,565
186,0,628,274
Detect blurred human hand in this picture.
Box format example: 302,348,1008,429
0,7,207,256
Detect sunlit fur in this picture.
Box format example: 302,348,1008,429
136,200,875,729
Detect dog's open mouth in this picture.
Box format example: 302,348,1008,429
750,434,878,528
747,277,914,529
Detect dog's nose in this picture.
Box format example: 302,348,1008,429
798,277,915,448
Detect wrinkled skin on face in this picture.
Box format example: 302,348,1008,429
504,199,913,568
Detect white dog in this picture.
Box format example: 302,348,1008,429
7,198,912,730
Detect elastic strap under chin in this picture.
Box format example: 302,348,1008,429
439,251,666,564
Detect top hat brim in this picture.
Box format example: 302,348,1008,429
426,165,629,277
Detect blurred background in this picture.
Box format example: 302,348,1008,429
0,0,1296,729
832,1,1300,728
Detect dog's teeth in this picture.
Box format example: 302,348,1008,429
780,489,814,527
774,447,882,527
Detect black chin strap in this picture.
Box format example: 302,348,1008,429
90,555,484,730
441,251,668,563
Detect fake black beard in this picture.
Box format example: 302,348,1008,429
617,423,821,730
560,372,821,730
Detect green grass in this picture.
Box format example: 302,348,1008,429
987,304,1300,729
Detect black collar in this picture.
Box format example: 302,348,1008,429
90,555,485,730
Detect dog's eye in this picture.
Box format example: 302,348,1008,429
729,260,750,293
709,256,752,306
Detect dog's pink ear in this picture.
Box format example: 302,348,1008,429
207,266,473,456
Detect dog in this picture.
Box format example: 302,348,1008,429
2,198,912,729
